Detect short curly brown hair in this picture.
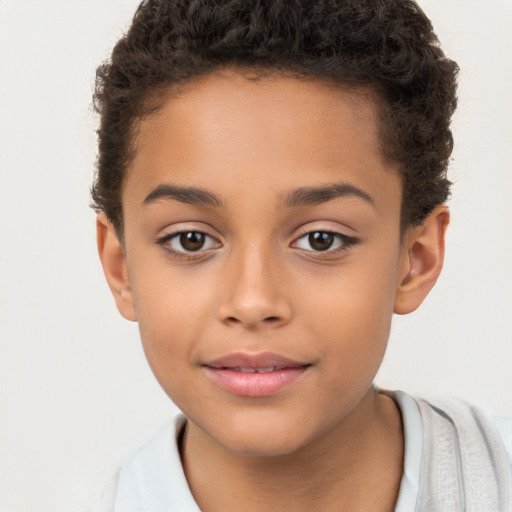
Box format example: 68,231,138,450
91,0,458,237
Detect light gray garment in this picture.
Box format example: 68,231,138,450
114,415,199,512
414,395,512,511
92,391,512,512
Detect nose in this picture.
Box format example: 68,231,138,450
217,243,293,330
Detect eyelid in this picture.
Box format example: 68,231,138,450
156,228,222,259
291,227,359,255
173,231,217,250
155,221,220,244
293,222,357,240
294,232,344,251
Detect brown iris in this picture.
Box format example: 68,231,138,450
180,232,206,251
308,232,335,251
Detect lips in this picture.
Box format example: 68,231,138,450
203,352,310,397
233,367,280,373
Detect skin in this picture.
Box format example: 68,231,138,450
97,70,449,512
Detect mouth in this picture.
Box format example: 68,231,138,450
203,352,311,398
223,366,288,373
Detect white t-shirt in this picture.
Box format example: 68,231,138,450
88,391,512,512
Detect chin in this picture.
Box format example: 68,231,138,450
218,432,307,458
205,409,316,458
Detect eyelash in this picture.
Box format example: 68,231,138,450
292,230,358,256
156,231,220,261
156,229,358,260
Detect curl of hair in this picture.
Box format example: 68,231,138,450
91,0,459,235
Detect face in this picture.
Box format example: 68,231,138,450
112,71,409,456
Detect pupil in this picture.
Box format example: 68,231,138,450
309,231,333,251
180,232,205,251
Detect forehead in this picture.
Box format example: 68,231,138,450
135,70,381,162
125,70,401,215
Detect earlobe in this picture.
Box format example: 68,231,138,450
96,214,137,322
394,205,450,315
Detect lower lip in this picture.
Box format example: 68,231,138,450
204,366,309,397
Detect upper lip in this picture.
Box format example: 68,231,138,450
204,351,310,369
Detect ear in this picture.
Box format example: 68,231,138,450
394,205,450,315
96,214,137,322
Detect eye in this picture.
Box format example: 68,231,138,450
158,231,219,254
294,231,356,252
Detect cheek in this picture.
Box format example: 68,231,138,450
301,253,400,379
307,295,392,381
132,256,215,326
129,263,216,388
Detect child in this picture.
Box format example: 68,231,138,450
91,0,512,510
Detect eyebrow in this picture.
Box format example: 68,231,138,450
142,181,375,209
143,184,223,207
283,182,376,209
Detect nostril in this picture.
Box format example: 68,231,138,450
224,315,280,326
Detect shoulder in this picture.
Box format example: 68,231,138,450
114,415,200,512
81,415,191,512
415,394,512,464
397,392,512,511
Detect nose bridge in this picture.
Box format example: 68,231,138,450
217,238,291,329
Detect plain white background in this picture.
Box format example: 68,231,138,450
0,0,511,510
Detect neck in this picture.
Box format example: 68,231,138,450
181,388,404,512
